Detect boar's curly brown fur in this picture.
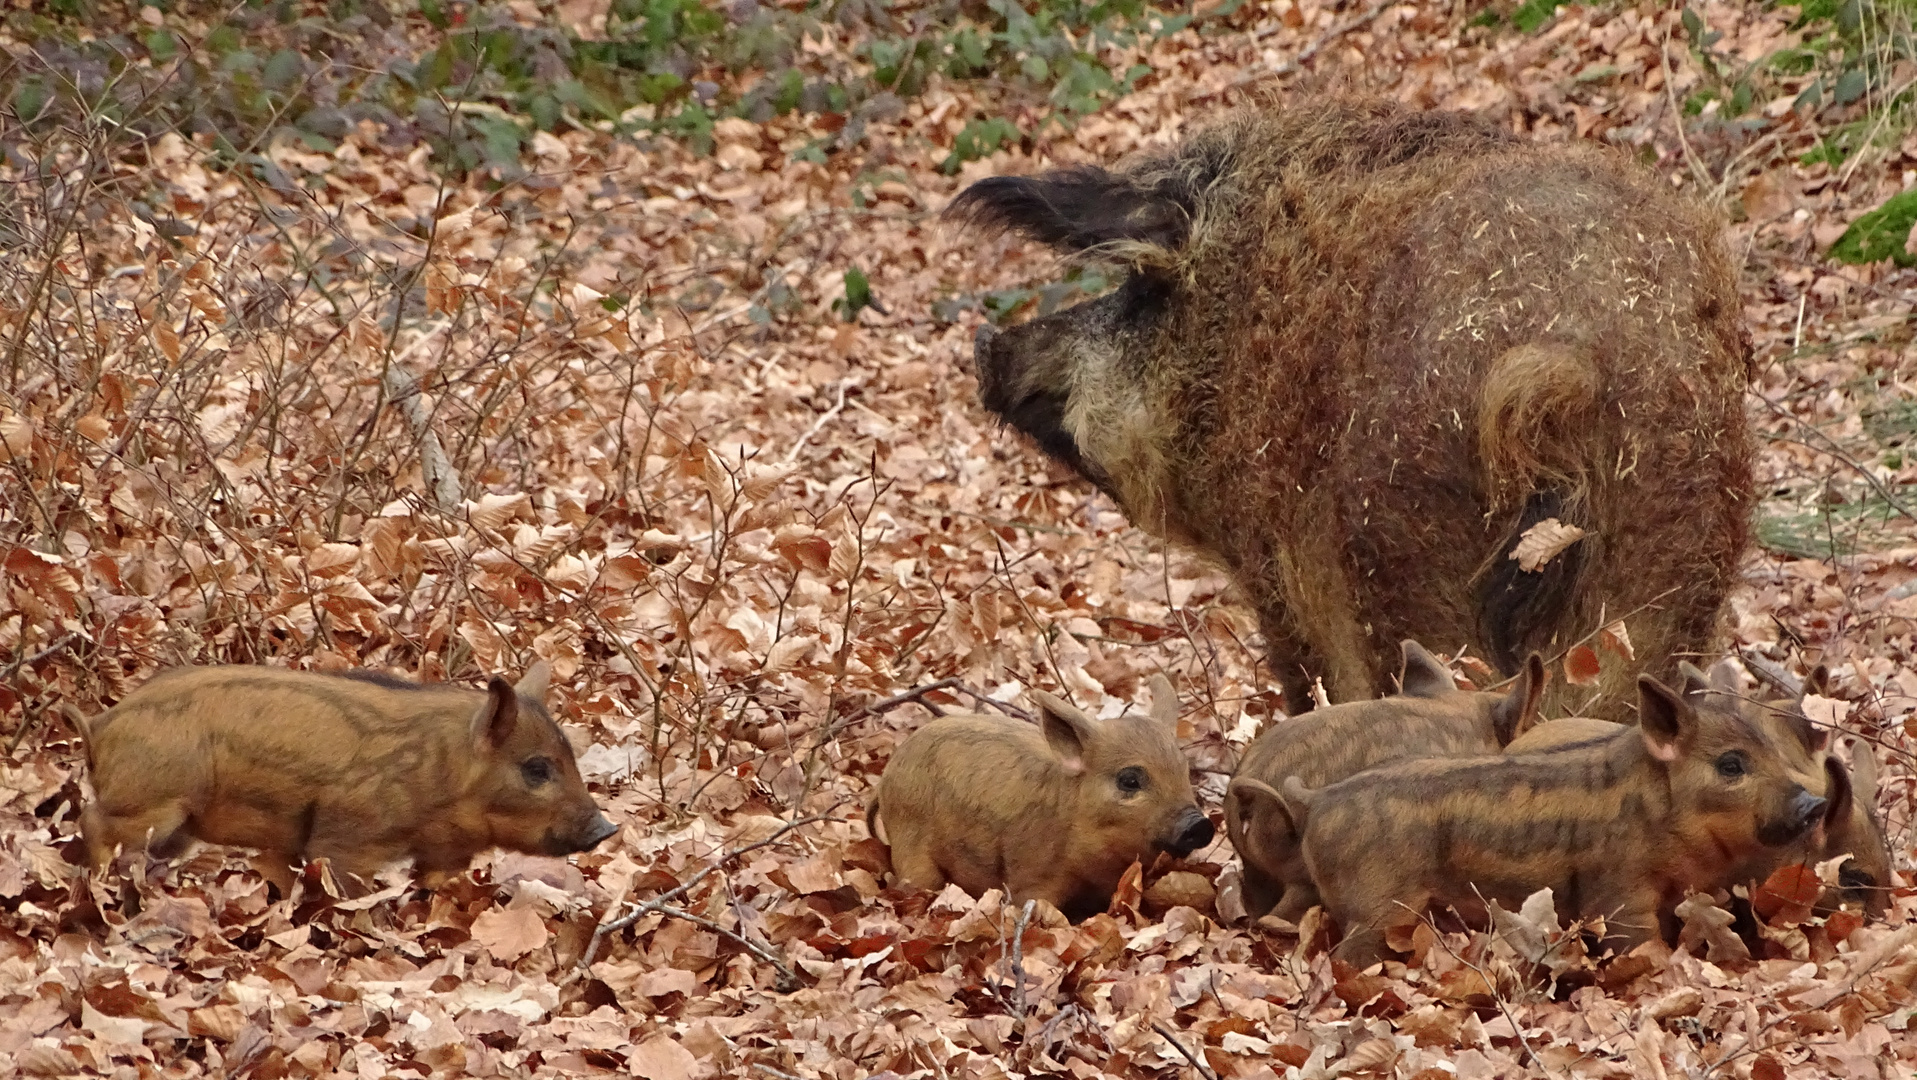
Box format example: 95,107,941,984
1225,639,1544,921
953,98,1752,720
77,663,616,891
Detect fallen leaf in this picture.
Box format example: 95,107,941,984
1563,644,1602,686
470,906,550,962
628,1035,698,1080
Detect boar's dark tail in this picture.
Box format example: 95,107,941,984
864,797,885,847
1475,491,1585,675
945,164,1217,262
1472,341,1603,673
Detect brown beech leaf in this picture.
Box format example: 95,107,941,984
470,906,550,962
1753,864,1820,925
1563,644,1603,686
1597,619,1634,661
1508,517,1587,572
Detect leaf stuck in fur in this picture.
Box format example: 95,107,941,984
1507,517,1588,572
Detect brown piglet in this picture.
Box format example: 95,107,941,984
77,662,616,891
867,676,1213,920
1276,664,1831,967
1504,665,1892,918
1225,640,1545,922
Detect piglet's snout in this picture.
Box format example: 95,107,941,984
1165,809,1215,857
1758,788,1828,847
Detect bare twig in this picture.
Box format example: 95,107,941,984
0,631,77,687
784,379,852,463
575,808,839,987
1010,898,1035,1026
650,899,799,992
1659,28,1717,192
848,676,1036,723
380,325,462,514
1149,1020,1218,1080
1478,588,1680,693
1754,392,1917,524
1739,648,1806,699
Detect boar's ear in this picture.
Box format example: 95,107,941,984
1849,738,1880,807
1821,756,1854,833
1676,662,1714,700
1032,691,1098,776
1705,658,1744,696
1397,640,1456,699
1803,664,1833,699
1146,673,1180,732
472,676,520,751
1636,674,1693,763
1228,777,1301,838
514,660,552,705
1493,653,1549,746
945,167,1194,259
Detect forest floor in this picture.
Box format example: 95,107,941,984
2,1,1917,1077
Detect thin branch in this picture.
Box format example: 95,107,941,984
1010,898,1035,1027
1754,392,1917,524
1477,588,1680,692
575,808,839,987
649,899,799,993
380,324,463,514
784,379,852,463
846,676,1037,724
1738,648,1805,700
1659,28,1716,192
0,632,77,687
1149,1020,1218,1080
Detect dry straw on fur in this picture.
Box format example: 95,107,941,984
955,97,1753,719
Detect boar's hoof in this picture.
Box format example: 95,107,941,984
1758,789,1828,847
1166,809,1216,857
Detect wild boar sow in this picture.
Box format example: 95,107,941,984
868,676,1213,920
1280,665,1830,967
951,99,1752,719
1226,639,1544,921
78,662,616,889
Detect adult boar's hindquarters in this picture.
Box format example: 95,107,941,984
950,100,1753,720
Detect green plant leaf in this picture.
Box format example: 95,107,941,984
1827,188,1917,267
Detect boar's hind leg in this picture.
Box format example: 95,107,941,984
82,799,190,870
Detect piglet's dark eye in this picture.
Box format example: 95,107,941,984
521,757,556,786
1116,766,1146,794
1714,751,1747,779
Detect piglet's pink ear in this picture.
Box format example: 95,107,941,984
1637,673,1691,763
472,676,520,751
1031,691,1097,776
